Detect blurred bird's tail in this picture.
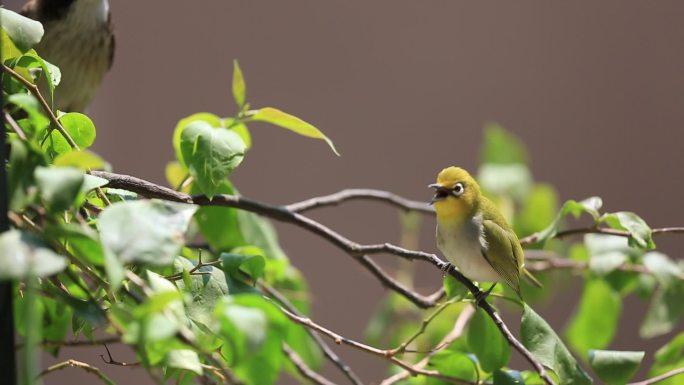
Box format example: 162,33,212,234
522,267,543,288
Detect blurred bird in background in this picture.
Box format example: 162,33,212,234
21,0,115,112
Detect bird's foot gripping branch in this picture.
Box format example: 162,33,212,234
3,8,684,385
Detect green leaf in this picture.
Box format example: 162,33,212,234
222,252,266,294
173,112,223,167
7,139,46,211
0,8,44,52
533,197,603,244
180,121,245,198
193,181,244,250
654,332,684,365
249,107,339,156
16,52,61,103
643,252,682,285
426,350,477,384
1,29,22,60
521,304,592,385
477,164,532,200
648,333,684,385
7,93,49,138
166,349,203,375
588,350,644,385
123,272,186,344
173,257,228,326
44,112,96,156
195,180,288,259
227,247,267,279
566,279,621,358
0,230,67,279
214,295,288,385
34,166,84,212
590,252,627,276
467,308,511,372
233,59,246,108
53,150,106,171
224,117,252,149
98,200,198,265
601,212,655,249
443,275,468,299
481,122,528,165
516,183,559,236
639,280,684,338
583,234,638,276
44,224,105,266
81,174,109,194
236,210,289,261
494,370,526,385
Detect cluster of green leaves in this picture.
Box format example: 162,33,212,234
367,124,682,385
2,8,337,385
168,60,338,199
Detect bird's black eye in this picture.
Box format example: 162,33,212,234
452,182,464,197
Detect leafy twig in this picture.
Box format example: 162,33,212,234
257,279,365,385
3,64,78,148
90,171,556,384
100,344,140,367
268,297,476,385
3,64,112,206
37,359,115,385
380,305,475,385
124,271,242,385
389,298,458,356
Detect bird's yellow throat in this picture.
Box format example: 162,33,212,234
434,198,470,225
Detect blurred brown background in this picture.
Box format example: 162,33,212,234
5,0,684,384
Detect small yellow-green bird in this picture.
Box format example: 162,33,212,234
430,166,541,298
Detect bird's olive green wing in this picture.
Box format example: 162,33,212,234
480,219,521,295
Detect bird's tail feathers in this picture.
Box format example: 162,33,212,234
522,267,543,288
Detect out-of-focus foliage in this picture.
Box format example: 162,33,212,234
2,8,682,385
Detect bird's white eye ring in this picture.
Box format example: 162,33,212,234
452,182,464,197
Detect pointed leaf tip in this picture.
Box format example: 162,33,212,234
249,107,340,156
232,59,246,108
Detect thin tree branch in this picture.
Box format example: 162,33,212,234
268,298,476,385
3,64,112,206
520,226,684,245
282,343,338,385
389,298,458,356
16,337,120,350
37,359,115,385
286,188,434,214
3,109,28,141
90,171,556,384
2,64,79,149
257,279,365,385
380,306,475,385
100,344,140,367
525,251,684,280
358,254,443,308
628,366,684,385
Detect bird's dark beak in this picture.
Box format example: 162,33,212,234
428,183,446,205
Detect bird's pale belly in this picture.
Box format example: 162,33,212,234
437,222,500,283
